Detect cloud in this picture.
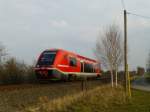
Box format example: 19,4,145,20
49,20,69,28
128,18,150,28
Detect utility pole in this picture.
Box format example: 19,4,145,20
124,10,128,92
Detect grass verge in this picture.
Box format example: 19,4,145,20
24,85,150,112
24,85,126,112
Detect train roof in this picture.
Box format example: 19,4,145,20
76,54,97,63
45,48,99,63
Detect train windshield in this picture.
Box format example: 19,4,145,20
38,51,57,66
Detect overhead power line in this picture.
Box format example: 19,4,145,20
127,12,150,20
120,0,150,20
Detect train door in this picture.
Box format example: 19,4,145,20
81,62,84,72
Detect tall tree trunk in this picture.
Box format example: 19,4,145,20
115,68,118,87
110,70,114,87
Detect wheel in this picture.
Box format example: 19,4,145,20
68,74,76,81
61,74,68,82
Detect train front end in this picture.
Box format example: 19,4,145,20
35,50,62,80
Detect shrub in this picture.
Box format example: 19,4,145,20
0,57,37,84
0,65,5,84
25,65,37,83
1,58,26,84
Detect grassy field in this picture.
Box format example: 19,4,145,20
0,80,150,112
118,89,150,112
24,85,150,112
0,80,102,112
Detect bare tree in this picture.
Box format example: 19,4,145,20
95,24,123,87
0,42,7,65
146,52,150,72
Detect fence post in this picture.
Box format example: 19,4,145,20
81,76,87,91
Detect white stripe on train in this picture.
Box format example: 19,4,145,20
35,67,100,77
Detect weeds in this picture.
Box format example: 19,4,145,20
24,85,126,112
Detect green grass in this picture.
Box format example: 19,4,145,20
144,72,150,77
104,89,150,112
144,72,150,83
65,89,150,112
25,85,150,112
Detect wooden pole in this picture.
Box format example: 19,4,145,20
127,64,131,98
124,10,128,92
81,61,86,91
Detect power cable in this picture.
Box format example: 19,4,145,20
120,0,150,20
127,12,150,20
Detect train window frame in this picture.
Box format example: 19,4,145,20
38,51,57,66
69,57,77,67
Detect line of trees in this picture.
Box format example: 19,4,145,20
95,24,150,87
0,43,37,84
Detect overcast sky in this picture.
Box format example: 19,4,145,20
0,0,150,70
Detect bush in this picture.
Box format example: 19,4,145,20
137,67,145,76
0,42,37,84
1,58,25,84
0,57,37,84
0,65,5,84
25,65,37,83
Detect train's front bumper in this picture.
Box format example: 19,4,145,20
35,68,62,80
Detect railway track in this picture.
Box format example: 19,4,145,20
0,77,110,91
0,82,71,91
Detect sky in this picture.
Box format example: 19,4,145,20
0,0,150,70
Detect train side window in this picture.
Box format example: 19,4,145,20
69,57,77,67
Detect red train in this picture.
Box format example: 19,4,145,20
35,49,101,81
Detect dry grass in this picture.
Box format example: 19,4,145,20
1,82,149,112
0,80,103,112
24,85,126,112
